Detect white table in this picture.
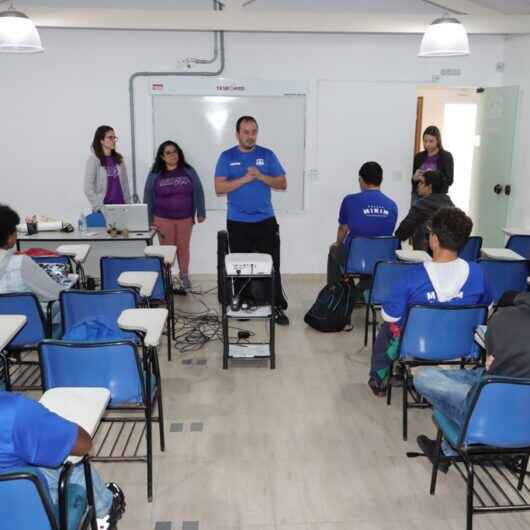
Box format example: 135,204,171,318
118,271,158,298
0,315,27,351
481,248,525,261
503,228,530,237
395,249,432,263
56,244,91,264
118,308,168,348
145,245,176,266
40,387,110,463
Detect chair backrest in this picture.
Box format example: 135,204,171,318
506,235,530,259
478,259,529,304
0,469,57,530
458,236,482,262
0,292,47,348
461,377,530,448
39,340,145,404
369,261,416,305
399,304,488,361
85,212,106,228
346,237,401,275
100,256,165,301
60,289,138,338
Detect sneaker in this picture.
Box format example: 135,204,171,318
274,307,290,326
105,482,126,529
416,435,450,473
179,273,192,291
368,376,386,398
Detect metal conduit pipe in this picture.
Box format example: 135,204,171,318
128,0,225,199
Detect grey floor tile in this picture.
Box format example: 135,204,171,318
190,422,204,432
170,422,184,432
182,522,199,530
155,523,172,530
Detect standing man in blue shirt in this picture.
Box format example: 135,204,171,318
328,161,398,285
215,115,289,325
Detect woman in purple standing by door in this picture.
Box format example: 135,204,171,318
412,125,454,203
84,125,131,210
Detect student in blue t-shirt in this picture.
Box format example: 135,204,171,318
0,391,125,528
327,161,398,285
368,207,492,397
215,115,289,325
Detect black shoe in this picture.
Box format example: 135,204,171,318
106,482,126,528
368,376,386,398
274,307,289,325
172,286,187,296
416,435,450,473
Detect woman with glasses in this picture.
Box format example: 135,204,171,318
84,125,131,210
143,141,206,293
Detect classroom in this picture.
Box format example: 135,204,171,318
1,1,530,529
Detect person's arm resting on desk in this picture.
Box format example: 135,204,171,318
20,255,63,301
13,397,92,467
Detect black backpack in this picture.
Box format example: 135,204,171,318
304,279,355,332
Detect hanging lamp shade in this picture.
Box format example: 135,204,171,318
0,8,43,53
419,15,470,57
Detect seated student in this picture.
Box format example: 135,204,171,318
368,208,491,397
395,170,454,251
328,161,398,285
0,204,64,316
0,391,125,528
414,290,530,470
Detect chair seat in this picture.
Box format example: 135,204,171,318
110,372,158,406
433,409,461,448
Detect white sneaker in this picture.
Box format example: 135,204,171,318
97,515,110,530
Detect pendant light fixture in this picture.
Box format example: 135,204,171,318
419,13,470,57
0,1,43,53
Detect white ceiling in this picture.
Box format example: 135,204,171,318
16,0,528,14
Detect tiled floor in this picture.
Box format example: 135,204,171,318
101,275,530,530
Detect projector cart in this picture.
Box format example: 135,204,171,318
221,265,276,370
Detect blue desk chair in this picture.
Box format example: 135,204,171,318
459,236,483,262
85,212,106,228
100,256,172,360
389,304,488,441
428,376,530,530
0,292,49,391
39,340,164,503
364,261,415,346
0,456,97,530
59,289,139,342
346,236,401,276
478,259,529,304
506,235,530,259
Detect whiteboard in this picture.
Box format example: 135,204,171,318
151,93,306,212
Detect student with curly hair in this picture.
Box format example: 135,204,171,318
368,208,492,397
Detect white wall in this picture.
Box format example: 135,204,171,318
504,35,530,230
0,29,505,273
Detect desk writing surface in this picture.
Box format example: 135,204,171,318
0,315,27,351
18,228,156,242
503,228,530,237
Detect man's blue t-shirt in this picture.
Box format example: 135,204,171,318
382,261,492,323
0,392,78,473
214,145,285,223
338,190,398,246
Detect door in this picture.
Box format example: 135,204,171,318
470,86,519,247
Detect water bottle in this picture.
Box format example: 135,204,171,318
78,212,87,233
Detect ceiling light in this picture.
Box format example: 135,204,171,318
419,15,470,57
0,4,43,53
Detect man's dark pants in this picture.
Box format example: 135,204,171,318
227,217,287,309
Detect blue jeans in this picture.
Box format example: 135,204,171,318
414,367,484,454
39,462,113,518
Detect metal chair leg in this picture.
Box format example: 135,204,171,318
144,354,153,502
518,453,530,491
364,304,370,346
83,457,98,530
466,459,475,530
430,429,444,495
402,369,408,441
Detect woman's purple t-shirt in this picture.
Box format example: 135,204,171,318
420,153,439,173
154,168,193,220
103,156,125,204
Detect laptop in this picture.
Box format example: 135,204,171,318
103,204,150,232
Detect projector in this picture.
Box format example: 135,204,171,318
225,253,273,276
